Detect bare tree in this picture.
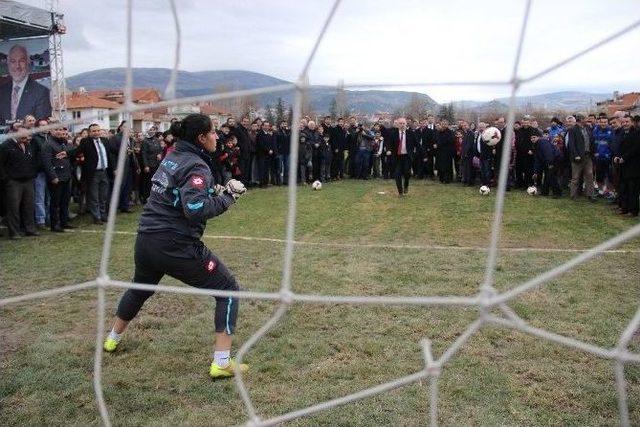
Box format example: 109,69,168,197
239,94,258,120
404,93,429,120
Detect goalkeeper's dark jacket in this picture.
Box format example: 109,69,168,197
138,139,235,239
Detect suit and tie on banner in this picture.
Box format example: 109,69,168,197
0,36,53,126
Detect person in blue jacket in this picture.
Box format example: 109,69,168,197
592,114,614,196
548,117,565,140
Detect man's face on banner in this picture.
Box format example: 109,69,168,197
9,46,29,83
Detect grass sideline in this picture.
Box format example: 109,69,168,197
1,179,639,426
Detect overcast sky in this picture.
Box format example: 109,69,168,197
21,0,640,102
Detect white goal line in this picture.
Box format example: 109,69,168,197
64,228,640,254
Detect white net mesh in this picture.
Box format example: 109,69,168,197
2,0,640,426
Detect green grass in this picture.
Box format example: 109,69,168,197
1,180,639,426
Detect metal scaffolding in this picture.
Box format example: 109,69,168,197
45,0,67,121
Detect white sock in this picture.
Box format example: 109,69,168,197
108,329,122,343
213,350,230,367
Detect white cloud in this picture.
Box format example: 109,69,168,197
20,0,640,102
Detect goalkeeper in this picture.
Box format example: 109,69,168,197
103,113,248,379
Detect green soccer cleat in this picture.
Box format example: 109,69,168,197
103,337,119,352
209,359,248,379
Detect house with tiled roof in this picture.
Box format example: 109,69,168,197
85,88,170,131
66,89,124,132
131,106,172,132
68,87,235,132
198,102,233,124
85,88,162,105
597,92,640,117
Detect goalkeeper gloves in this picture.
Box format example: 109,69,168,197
224,179,247,200
213,184,225,196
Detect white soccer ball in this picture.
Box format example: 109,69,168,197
311,180,322,190
482,126,502,146
527,186,538,196
479,185,490,195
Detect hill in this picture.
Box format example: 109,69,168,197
66,68,438,114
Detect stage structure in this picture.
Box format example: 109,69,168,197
0,0,67,121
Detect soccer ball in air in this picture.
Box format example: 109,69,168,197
479,185,490,195
482,126,502,146
311,180,322,190
527,186,538,196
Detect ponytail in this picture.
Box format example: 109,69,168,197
169,114,212,144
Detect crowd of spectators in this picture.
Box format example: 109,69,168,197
1,110,638,240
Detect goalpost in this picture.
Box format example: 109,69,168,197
1,0,640,426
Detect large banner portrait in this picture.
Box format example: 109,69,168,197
0,37,52,125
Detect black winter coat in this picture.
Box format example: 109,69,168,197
0,138,38,181
42,136,73,182
256,130,277,157
619,127,640,179
435,129,455,171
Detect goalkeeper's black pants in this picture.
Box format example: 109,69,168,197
116,232,240,334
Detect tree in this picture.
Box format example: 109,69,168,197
404,93,429,120
265,104,275,125
329,98,338,119
287,105,294,126
275,97,286,124
214,83,232,111
448,103,456,122
335,81,348,118
438,102,455,122
239,95,258,120
524,100,534,115
300,90,313,118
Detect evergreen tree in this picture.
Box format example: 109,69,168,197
287,105,294,126
275,97,285,124
438,102,455,122
265,104,275,125
438,104,447,120
447,103,456,122
329,98,338,119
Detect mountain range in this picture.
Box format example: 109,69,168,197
455,91,611,113
66,68,438,114
67,68,612,114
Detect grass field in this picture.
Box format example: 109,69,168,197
1,179,640,426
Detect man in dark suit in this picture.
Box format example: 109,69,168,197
461,120,477,186
388,117,417,196
0,44,52,124
435,119,456,184
0,125,39,239
614,116,640,217
109,121,139,213
76,123,112,224
256,121,279,187
474,122,493,186
410,119,425,179
422,114,437,179
233,116,252,186
330,117,348,179
276,120,291,184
